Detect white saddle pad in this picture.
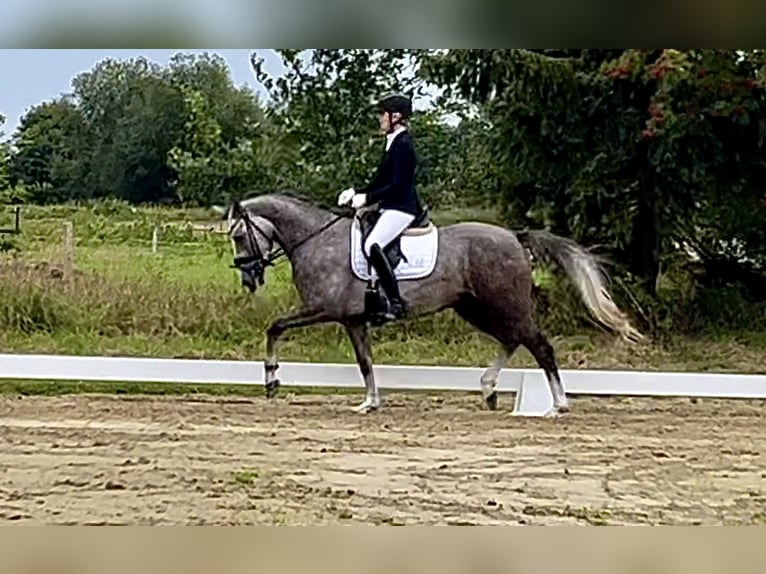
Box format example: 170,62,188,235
350,219,439,281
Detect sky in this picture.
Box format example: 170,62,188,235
0,49,286,140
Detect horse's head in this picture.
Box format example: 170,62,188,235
217,200,278,294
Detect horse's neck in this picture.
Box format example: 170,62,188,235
250,199,335,254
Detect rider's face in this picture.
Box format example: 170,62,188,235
378,111,401,133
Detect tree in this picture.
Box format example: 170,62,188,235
164,53,271,205
167,85,271,205
10,98,86,203
70,56,187,203
12,52,270,206
417,49,766,295
166,52,263,147
250,49,424,205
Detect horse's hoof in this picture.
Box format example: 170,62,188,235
484,391,498,411
265,380,280,399
352,398,380,414
543,406,569,418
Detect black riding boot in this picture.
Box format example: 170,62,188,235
368,244,407,322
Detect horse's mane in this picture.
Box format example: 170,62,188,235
240,189,346,216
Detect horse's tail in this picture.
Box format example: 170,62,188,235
517,229,646,344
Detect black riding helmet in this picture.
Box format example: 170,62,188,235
376,93,413,118
374,93,413,135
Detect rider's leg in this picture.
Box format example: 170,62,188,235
363,209,416,259
368,243,405,318
363,209,415,319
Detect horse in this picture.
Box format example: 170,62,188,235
214,192,644,416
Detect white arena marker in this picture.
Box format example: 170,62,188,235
1,353,766,418
513,374,555,416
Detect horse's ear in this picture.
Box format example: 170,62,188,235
231,200,245,218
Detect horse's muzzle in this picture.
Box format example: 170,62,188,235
233,258,266,294
241,270,258,293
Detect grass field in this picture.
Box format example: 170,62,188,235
0,199,764,396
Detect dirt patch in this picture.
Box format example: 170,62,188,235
0,392,765,525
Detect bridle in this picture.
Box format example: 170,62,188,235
228,204,349,287
228,209,277,288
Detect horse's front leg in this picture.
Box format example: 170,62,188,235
264,308,330,398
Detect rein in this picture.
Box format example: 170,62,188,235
277,210,350,260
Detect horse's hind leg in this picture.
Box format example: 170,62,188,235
479,344,518,410
516,321,569,415
453,296,519,410
454,295,566,414
344,322,380,414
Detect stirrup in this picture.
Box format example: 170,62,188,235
375,299,407,324
364,286,405,325
387,298,407,319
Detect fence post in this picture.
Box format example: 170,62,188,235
152,226,159,255
63,221,74,279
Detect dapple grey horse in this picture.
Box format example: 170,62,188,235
215,193,644,415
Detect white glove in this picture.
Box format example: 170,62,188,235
350,193,367,209
337,187,355,206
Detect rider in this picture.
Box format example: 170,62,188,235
337,92,424,322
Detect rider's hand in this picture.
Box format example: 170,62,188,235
350,193,367,209
337,188,355,206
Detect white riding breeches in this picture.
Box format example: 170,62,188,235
363,209,416,258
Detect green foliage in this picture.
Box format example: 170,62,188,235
167,87,267,205
250,49,416,204
9,98,86,203
10,53,270,207
9,49,472,211
417,49,766,296
5,48,766,327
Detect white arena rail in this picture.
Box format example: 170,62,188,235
0,353,765,416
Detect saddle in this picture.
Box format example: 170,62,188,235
356,205,432,270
